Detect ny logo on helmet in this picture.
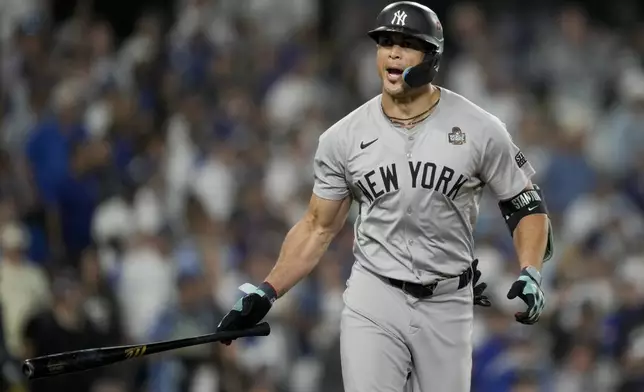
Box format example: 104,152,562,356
391,10,408,26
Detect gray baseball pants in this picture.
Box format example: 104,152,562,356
340,262,474,392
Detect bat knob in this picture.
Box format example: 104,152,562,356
22,360,35,378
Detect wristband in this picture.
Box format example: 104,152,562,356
257,282,278,304
239,282,278,304
522,266,542,285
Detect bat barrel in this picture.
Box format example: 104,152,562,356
21,349,118,380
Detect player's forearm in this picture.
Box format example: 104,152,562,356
513,214,548,271
265,217,337,297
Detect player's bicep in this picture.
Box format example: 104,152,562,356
305,193,352,235
479,121,535,200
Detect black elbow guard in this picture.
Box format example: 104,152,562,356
498,184,554,262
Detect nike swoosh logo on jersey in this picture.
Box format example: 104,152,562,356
528,205,538,211
360,138,378,149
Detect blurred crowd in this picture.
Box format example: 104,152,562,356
0,0,643,391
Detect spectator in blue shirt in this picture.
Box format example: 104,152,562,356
54,141,110,268
25,80,87,262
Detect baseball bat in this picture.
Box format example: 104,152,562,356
22,322,271,380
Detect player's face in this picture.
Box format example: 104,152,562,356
376,33,427,96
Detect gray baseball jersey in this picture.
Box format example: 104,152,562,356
313,87,535,284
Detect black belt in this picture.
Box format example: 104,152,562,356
387,267,473,299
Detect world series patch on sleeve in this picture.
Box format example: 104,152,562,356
515,151,527,168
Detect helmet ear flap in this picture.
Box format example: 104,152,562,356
402,51,441,88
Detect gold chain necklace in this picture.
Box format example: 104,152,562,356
386,97,440,128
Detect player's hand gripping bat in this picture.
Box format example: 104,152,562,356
22,322,271,380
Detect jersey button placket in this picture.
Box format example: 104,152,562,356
408,237,417,274
405,135,416,271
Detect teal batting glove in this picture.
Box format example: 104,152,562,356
216,282,277,344
506,266,545,325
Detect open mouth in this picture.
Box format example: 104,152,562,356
386,67,404,82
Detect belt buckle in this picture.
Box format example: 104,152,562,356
401,282,418,297
424,282,438,296
402,281,438,298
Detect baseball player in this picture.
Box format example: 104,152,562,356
216,2,554,391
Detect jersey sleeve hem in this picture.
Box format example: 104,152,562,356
312,187,350,201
